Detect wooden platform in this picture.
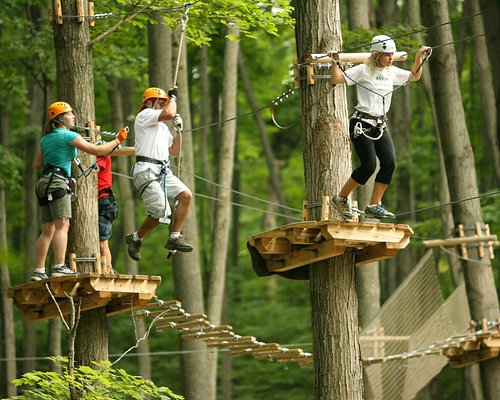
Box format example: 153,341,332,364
442,327,500,368
8,273,161,323
247,220,413,279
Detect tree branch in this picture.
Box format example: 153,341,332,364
88,6,148,48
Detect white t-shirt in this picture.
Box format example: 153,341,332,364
344,64,411,117
134,108,173,161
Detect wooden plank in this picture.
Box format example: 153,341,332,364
321,221,407,243
179,324,233,334
458,224,468,258
253,237,291,255
106,293,153,316
267,240,346,272
423,235,498,248
356,243,398,266
22,291,113,323
157,313,207,323
447,347,499,368
285,227,322,244
87,275,160,294
54,0,63,24
248,221,319,241
321,196,330,221
181,331,234,340
311,51,408,63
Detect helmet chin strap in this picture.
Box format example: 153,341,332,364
54,118,70,130
373,52,383,67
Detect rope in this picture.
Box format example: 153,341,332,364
171,3,193,179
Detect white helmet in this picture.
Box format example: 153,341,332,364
370,35,397,53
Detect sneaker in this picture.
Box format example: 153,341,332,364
165,236,194,252
126,233,143,261
364,203,395,219
333,194,353,220
52,264,79,277
30,271,49,282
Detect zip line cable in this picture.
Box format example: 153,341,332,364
397,190,500,217
336,12,482,54
111,170,303,220
60,2,200,20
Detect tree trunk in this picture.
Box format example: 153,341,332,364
469,0,500,186
205,25,240,400
477,0,500,151
53,0,108,366
0,107,16,399
422,0,500,398
295,1,364,399
148,11,171,87
198,45,216,243
170,33,208,400
347,0,370,28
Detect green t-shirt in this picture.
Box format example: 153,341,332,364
40,128,79,177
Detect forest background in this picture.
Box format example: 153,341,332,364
0,0,499,399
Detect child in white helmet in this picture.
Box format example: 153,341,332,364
330,35,431,220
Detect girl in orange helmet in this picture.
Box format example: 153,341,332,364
30,101,127,282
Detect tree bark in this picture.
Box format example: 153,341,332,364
469,0,500,186
53,0,108,366
0,106,16,399
347,0,370,28
477,0,500,151
148,12,171,88
206,25,240,400
422,0,500,397
296,1,364,399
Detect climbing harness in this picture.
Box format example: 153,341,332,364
36,166,73,206
133,156,172,225
335,46,433,136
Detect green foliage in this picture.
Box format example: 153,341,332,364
0,146,23,192
89,0,293,47
7,358,183,400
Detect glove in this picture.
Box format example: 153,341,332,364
327,51,339,61
173,114,183,132
167,87,178,102
117,126,129,142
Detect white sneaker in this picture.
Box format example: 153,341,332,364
364,204,395,219
30,271,49,282
52,264,79,277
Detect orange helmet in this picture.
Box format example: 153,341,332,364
142,87,168,103
48,102,73,119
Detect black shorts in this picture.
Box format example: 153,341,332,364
98,193,118,241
